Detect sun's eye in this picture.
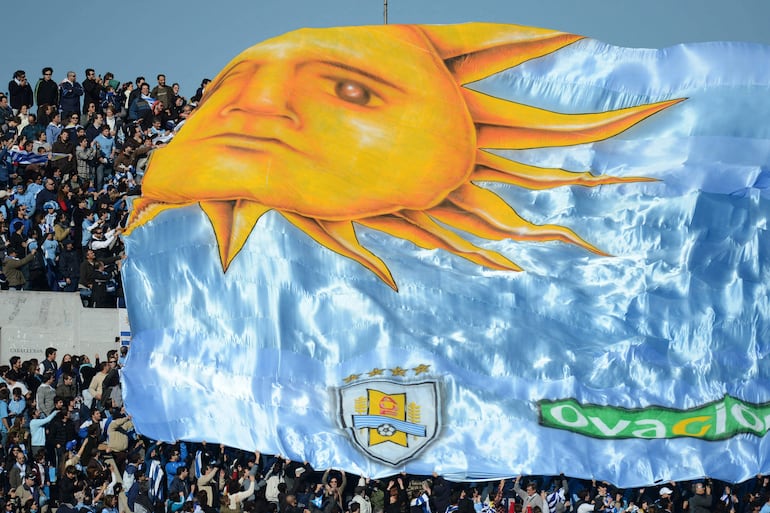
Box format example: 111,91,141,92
335,80,371,105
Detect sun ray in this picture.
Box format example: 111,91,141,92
463,89,684,149
200,200,271,270
124,198,198,236
281,213,397,291
430,183,608,256
359,212,522,272
473,150,657,190
417,24,584,85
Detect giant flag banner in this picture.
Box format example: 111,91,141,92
121,23,770,487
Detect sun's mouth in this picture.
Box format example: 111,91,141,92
197,133,302,154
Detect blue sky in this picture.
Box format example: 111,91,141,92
2,0,769,100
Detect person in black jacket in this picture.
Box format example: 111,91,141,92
8,71,33,114
57,240,80,292
81,70,103,115
58,465,81,505
35,68,59,109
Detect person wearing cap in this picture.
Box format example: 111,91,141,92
655,487,674,513
15,471,45,513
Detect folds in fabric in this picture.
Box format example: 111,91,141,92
122,23,770,487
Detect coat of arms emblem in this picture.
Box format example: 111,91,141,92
337,378,442,465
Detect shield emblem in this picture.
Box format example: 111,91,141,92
337,378,442,466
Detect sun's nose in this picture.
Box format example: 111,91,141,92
219,63,299,124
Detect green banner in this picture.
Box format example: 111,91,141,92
538,395,770,440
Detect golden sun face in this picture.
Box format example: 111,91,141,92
127,23,682,291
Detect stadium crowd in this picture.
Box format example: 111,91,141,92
0,346,768,513
2,69,770,513
0,67,207,302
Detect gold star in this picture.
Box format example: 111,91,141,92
390,366,407,377
343,373,361,383
413,364,431,375
368,368,385,377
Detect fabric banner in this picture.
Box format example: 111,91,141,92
121,23,770,487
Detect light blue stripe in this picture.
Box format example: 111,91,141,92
352,415,427,437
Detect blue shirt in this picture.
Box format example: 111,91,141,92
46,123,62,147
94,133,115,159
0,400,9,433
82,217,98,246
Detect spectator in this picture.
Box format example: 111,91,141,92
127,76,145,110
35,372,56,416
56,373,76,402
62,111,82,143
85,112,104,141
0,95,15,132
514,477,547,513
3,245,37,290
16,105,31,131
690,483,713,513
8,71,33,115
87,362,109,407
45,112,62,150
76,136,96,183
29,408,58,457
50,131,76,178
20,114,43,142
36,102,55,127
7,447,27,489
59,71,84,118
128,83,153,125
94,124,116,190
83,101,98,128
39,347,58,376
34,178,58,215
191,78,211,104
34,68,59,108
82,69,103,115
58,465,81,505
151,74,174,108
